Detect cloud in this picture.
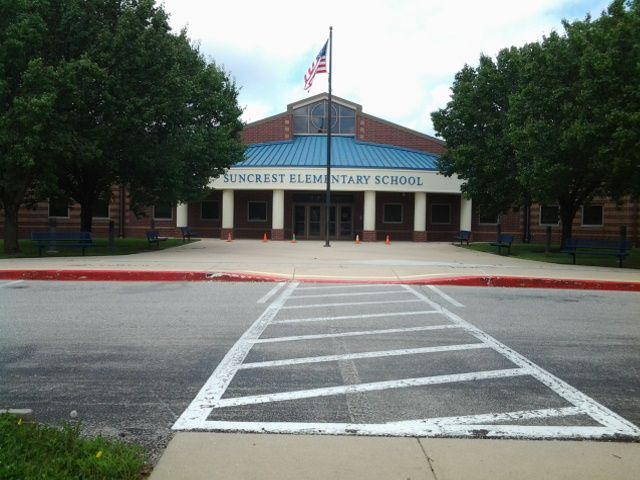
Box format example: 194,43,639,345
161,0,611,136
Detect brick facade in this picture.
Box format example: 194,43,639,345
241,115,291,144
357,115,446,155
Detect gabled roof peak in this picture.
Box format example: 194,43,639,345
287,93,362,113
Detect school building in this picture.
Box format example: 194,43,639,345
3,93,639,245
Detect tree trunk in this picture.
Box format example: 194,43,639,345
3,204,20,254
559,203,578,250
80,200,94,232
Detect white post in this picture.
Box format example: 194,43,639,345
176,202,188,228
364,191,376,231
414,192,426,232
222,190,234,229
460,196,472,231
272,189,284,230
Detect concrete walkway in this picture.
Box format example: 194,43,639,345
150,433,640,480
1,239,639,284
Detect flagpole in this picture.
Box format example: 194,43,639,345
324,26,333,248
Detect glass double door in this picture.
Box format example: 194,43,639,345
293,204,353,240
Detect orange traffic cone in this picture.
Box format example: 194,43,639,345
291,234,297,244
355,234,360,245
385,235,391,245
262,232,268,243
226,232,232,242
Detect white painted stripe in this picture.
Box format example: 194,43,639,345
290,290,406,299
295,284,398,291
427,285,464,308
272,310,439,324
214,368,529,408
253,324,463,344
239,343,489,369
257,282,286,304
402,285,640,437
280,298,422,310
175,420,628,439
387,406,584,426
172,282,299,430
0,280,24,288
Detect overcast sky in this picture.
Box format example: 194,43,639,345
161,0,611,137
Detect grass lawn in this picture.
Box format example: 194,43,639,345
0,237,192,259
466,242,640,269
0,413,149,480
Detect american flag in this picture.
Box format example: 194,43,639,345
304,40,328,91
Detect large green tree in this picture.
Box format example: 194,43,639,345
45,0,244,231
0,0,244,252
432,0,640,247
0,0,58,253
432,47,529,233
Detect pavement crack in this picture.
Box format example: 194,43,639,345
417,438,438,480
150,388,179,421
330,331,373,423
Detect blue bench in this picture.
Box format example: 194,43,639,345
31,231,94,256
179,226,197,242
490,234,514,255
146,230,168,248
562,238,632,268
453,230,471,246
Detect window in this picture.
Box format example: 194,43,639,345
431,204,451,224
540,205,559,225
478,208,498,225
201,200,219,220
153,204,173,220
582,204,603,226
292,100,356,135
248,201,267,222
48,197,69,218
383,204,403,223
92,196,110,219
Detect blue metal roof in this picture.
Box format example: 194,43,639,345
236,136,439,171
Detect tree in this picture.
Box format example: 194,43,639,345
509,0,640,246
0,0,244,253
45,0,244,231
432,47,530,237
0,0,58,253
432,0,640,247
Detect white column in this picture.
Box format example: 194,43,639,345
413,192,426,232
272,189,284,230
222,190,234,229
176,202,188,228
460,196,472,231
364,191,376,231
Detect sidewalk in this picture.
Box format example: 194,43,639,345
1,239,639,287
149,433,640,480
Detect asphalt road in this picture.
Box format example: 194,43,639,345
1,280,639,463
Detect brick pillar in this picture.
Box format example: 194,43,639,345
412,231,427,242
271,189,285,241
221,190,234,240
413,192,427,242
221,228,234,240
363,191,376,242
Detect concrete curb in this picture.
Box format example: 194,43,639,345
1,269,639,291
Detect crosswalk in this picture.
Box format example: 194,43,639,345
173,282,640,440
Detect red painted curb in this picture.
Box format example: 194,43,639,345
1,270,639,292
0,270,280,283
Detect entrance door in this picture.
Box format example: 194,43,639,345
329,205,353,240
308,205,322,238
292,203,353,240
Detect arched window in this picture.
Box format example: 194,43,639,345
293,100,355,135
